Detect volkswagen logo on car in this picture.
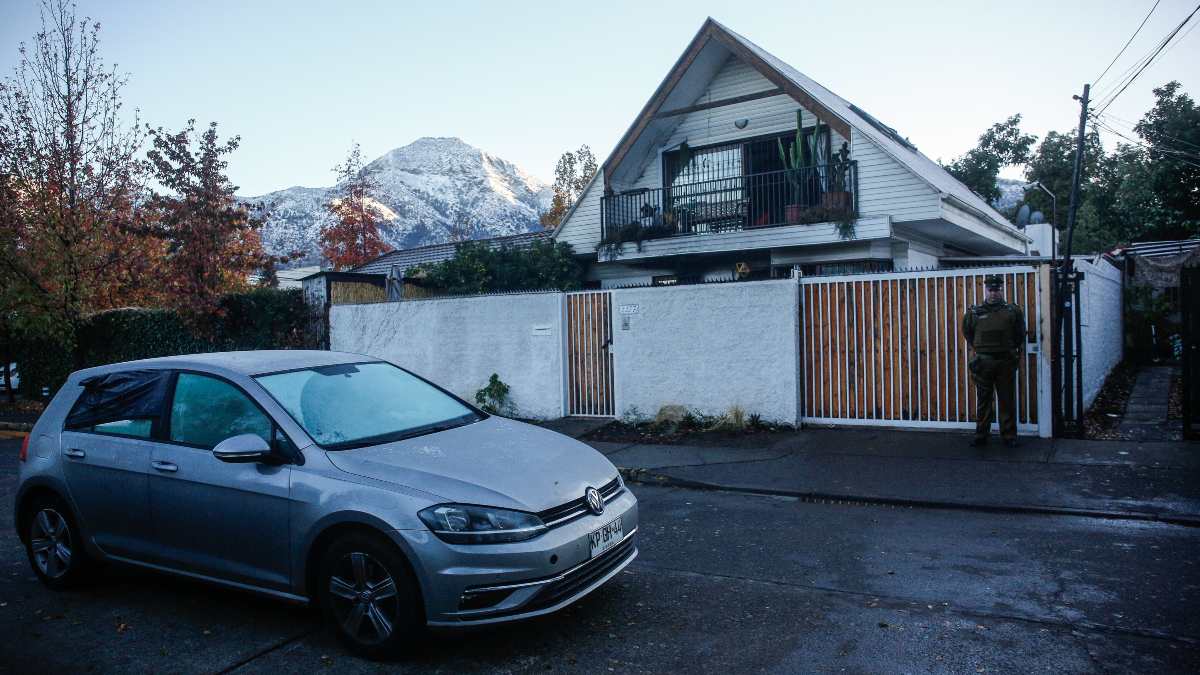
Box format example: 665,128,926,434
585,486,604,515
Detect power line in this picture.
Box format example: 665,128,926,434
1091,116,1200,169
1094,2,1200,116
1096,112,1200,151
1094,0,1162,89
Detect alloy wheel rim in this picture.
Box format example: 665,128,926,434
30,509,72,579
328,552,399,645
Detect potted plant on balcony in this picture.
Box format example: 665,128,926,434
776,111,806,225
822,141,853,213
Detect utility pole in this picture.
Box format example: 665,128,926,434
1063,84,1090,264
1055,83,1090,436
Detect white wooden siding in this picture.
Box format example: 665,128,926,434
852,130,940,223
555,55,949,258
554,175,604,254
626,57,847,192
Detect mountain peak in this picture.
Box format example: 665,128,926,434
369,136,485,174
248,139,552,264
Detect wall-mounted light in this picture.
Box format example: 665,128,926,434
734,118,749,129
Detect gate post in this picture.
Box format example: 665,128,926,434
794,270,805,429
1037,263,1054,437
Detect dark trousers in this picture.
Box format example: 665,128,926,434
970,352,1018,440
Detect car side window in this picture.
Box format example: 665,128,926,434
169,373,274,450
91,419,154,438
64,368,172,438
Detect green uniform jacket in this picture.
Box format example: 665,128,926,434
961,299,1026,356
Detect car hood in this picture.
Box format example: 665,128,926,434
324,416,619,513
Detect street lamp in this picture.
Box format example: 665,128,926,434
1026,181,1057,263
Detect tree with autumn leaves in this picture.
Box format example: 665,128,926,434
0,1,271,372
539,144,597,229
320,143,392,270
0,1,164,357
144,120,268,322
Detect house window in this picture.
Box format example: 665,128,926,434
661,126,835,230
663,143,742,188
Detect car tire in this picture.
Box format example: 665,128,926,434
317,531,424,660
24,495,95,589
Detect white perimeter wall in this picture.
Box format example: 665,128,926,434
610,280,800,424
1077,257,1124,410
330,293,565,419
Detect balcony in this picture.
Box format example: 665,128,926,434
599,161,857,254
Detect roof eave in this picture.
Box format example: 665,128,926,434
942,194,1030,244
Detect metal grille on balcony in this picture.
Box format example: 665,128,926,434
600,161,858,249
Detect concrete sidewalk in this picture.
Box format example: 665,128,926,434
582,428,1200,526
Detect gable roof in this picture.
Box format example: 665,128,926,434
600,18,1018,235
352,231,550,275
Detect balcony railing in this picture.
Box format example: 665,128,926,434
600,161,857,251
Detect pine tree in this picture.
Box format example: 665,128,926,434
320,143,392,270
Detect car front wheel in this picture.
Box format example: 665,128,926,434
318,532,423,660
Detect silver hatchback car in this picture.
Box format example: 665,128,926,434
15,351,638,658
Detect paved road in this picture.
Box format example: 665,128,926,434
0,439,1197,673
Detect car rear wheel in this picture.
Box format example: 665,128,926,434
318,532,423,660
24,496,94,589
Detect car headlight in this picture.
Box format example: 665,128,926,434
418,504,547,544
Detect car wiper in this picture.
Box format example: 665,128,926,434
323,415,481,451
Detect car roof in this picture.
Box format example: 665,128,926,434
71,350,373,381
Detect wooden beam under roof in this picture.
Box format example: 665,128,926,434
653,87,785,119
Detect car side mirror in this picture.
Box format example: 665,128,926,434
212,433,273,463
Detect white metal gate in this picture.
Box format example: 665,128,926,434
799,266,1047,433
565,291,615,416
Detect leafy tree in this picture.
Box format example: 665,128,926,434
320,143,392,269
0,0,160,359
539,144,597,228
943,115,1037,204
146,119,266,322
1134,81,1200,230
417,238,584,295
1022,129,1105,232
1019,81,1199,253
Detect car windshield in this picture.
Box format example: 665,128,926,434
254,361,481,450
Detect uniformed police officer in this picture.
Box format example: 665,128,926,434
962,274,1026,447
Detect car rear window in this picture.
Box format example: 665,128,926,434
64,369,173,434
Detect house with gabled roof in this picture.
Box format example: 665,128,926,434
552,18,1030,287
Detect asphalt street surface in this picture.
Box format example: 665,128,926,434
0,437,1197,674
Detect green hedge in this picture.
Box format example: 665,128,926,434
12,288,320,397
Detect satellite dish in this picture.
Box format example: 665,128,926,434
1030,210,1045,224
1015,204,1031,227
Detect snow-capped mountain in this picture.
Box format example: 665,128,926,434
246,137,553,263
993,178,1028,213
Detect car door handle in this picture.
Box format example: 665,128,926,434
151,460,178,473
63,448,86,459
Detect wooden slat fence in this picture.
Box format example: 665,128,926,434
800,267,1042,431
565,291,616,417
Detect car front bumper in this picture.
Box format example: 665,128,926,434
398,487,639,625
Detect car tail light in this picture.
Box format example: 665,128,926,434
19,434,30,462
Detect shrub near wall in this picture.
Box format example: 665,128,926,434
20,288,318,396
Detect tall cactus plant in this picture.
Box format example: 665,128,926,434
776,110,805,205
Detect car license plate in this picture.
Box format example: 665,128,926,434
589,516,622,558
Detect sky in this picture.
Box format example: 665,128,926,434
1,0,1197,196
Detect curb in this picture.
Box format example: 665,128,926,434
0,422,32,432
617,467,1200,528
